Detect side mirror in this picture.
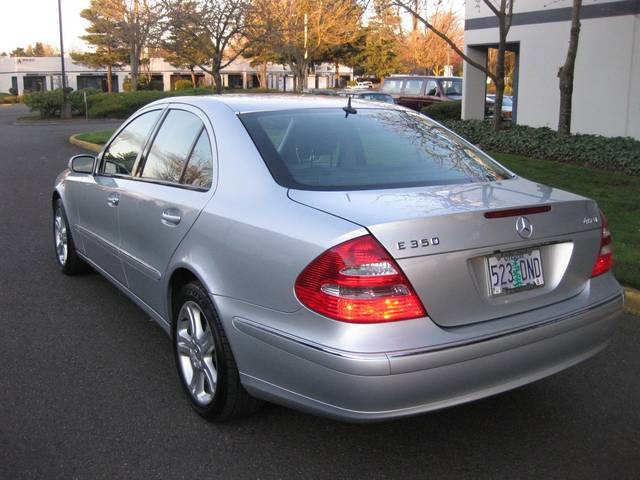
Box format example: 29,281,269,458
69,154,96,174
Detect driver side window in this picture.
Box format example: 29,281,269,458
101,110,161,176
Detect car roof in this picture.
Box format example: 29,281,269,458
152,93,405,114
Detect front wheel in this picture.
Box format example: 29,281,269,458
53,198,89,275
173,281,262,421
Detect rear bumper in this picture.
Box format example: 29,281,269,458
222,288,623,422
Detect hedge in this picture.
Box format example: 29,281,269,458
443,119,640,176
421,100,461,121
86,88,214,118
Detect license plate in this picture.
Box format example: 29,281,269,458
487,249,544,296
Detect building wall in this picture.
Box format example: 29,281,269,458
0,56,353,95
464,0,640,139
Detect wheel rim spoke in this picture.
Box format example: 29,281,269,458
198,326,215,355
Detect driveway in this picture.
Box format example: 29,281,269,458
0,105,638,479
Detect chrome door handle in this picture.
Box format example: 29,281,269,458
161,209,182,226
107,192,119,207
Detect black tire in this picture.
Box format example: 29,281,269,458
53,198,90,275
173,281,262,421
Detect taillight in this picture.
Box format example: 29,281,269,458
591,210,613,277
295,235,426,323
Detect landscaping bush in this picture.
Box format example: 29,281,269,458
1,95,20,104
87,88,214,118
174,79,194,90
9,87,18,95
421,100,461,121
443,119,640,176
25,89,65,118
69,88,103,115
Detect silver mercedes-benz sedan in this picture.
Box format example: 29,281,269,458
52,95,623,422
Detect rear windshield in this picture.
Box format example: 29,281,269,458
239,108,512,191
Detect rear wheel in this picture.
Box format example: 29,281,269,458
53,198,89,275
173,281,262,421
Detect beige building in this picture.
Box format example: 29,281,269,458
462,0,640,139
0,56,353,94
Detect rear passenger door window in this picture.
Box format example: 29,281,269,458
141,109,204,184
101,110,161,175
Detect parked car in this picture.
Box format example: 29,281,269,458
348,80,374,89
486,94,513,120
338,90,396,104
381,75,463,111
53,95,623,422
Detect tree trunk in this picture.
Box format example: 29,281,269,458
213,70,223,94
107,64,113,93
258,62,267,89
190,67,196,87
130,51,139,91
335,61,340,88
492,25,507,132
292,62,307,93
558,0,582,135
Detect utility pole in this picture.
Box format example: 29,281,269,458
58,0,71,118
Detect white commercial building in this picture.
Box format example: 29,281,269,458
0,56,353,95
462,0,640,139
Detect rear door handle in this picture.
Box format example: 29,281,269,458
107,192,119,207
161,209,182,226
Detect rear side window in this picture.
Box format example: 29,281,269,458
403,79,424,95
240,108,512,191
425,80,438,96
138,109,213,189
381,79,403,94
101,110,161,175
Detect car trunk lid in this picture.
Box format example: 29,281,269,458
289,178,603,327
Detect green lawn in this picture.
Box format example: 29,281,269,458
75,129,115,145
493,152,639,289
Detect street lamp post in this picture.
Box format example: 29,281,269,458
58,0,71,118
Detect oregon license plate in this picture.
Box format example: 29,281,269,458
487,249,544,296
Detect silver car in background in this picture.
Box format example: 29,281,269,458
52,95,623,422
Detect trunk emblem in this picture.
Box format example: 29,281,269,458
397,237,440,250
516,216,533,239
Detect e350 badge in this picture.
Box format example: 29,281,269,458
397,237,440,250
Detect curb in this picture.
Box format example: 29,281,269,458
69,134,102,153
624,287,640,316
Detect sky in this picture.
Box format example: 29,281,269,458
0,0,466,55
0,0,91,54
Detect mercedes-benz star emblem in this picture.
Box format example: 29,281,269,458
515,216,533,239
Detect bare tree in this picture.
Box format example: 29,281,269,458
557,0,582,135
162,0,250,94
249,0,364,93
392,0,514,131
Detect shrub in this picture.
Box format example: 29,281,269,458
421,100,461,121
69,88,102,115
9,87,18,95
174,79,194,90
443,119,640,176
25,89,65,118
86,88,214,118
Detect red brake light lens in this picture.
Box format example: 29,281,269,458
591,210,613,277
295,235,426,323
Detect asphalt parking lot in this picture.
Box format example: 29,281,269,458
0,104,639,479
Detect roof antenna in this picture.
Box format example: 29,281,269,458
343,95,357,118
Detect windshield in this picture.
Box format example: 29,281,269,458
239,108,512,191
